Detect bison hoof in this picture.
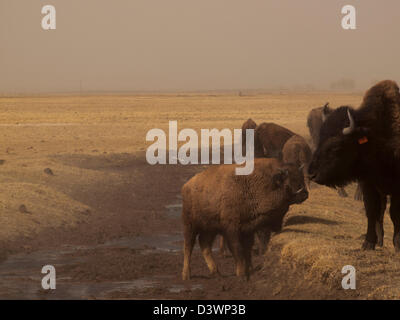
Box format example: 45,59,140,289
362,240,376,250
377,239,384,247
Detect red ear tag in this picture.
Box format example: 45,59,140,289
358,136,368,144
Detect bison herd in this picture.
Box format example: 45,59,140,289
181,80,400,280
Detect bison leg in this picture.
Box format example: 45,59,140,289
389,196,400,251
337,187,348,198
241,233,255,280
376,196,387,247
225,230,246,278
361,183,384,250
255,229,271,256
182,226,197,280
199,233,219,276
219,235,229,257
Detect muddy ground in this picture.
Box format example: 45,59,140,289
0,152,354,299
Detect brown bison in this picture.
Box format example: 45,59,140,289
220,119,288,257
241,118,264,158
219,121,308,256
254,134,312,255
255,122,295,158
308,80,400,251
307,103,333,151
181,158,308,280
281,134,312,190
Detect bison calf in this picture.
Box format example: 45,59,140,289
181,158,308,280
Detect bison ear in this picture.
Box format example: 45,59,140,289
272,168,289,188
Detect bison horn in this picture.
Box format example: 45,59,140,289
295,187,305,194
342,108,355,135
299,164,305,171
322,103,330,122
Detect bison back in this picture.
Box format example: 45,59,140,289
256,123,295,158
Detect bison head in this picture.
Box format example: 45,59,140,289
308,106,368,188
273,163,308,204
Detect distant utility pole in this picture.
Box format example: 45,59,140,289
79,80,83,108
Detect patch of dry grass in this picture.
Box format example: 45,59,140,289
0,182,90,242
271,183,400,299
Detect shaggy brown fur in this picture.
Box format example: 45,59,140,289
220,120,294,257
255,122,295,158
181,158,308,280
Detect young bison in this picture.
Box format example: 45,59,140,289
181,158,308,280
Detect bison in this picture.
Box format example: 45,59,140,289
241,118,264,158
308,80,400,251
220,121,310,256
253,134,312,255
307,103,333,151
255,122,295,158
220,119,289,257
281,134,312,190
182,158,308,280
306,103,362,199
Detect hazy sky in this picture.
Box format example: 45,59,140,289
1,0,400,93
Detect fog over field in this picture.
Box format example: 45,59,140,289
1,0,400,94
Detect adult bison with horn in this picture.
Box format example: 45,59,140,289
308,80,400,251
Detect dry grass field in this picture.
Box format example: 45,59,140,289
1,93,399,299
